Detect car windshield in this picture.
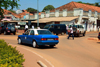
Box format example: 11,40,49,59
69,25,83,28
44,25,50,29
37,30,52,35
7,24,15,27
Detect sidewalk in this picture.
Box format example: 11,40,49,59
9,44,52,67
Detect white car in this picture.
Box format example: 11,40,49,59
68,25,86,36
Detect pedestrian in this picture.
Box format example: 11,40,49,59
25,24,28,32
67,26,74,40
37,26,40,29
98,26,99,32
32,24,34,29
66,25,69,34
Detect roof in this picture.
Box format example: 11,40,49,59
3,9,33,18
3,9,21,18
50,1,100,13
32,17,78,23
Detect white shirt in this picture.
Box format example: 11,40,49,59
70,27,73,33
25,25,28,29
66,26,68,30
37,27,40,29
32,25,34,29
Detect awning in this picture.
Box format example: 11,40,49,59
32,17,78,23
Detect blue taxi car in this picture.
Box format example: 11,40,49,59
18,29,59,48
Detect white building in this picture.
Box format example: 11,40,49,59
33,1,100,31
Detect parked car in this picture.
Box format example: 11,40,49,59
17,29,59,48
2,23,16,35
44,24,66,35
0,23,4,34
68,24,86,36
98,32,100,40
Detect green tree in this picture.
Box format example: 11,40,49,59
42,5,55,12
8,9,16,13
26,8,38,14
0,0,20,19
77,1,100,7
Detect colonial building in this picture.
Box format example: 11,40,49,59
33,1,100,31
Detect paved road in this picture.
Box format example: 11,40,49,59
0,32,100,67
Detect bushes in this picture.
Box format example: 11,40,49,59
0,40,25,67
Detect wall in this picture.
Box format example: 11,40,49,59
60,20,75,25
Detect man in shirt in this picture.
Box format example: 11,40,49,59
32,25,34,29
67,26,74,40
25,24,28,32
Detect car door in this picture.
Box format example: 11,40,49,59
26,30,35,44
23,30,30,44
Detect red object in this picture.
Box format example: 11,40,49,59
54,38,59,40
0,27,2,29
77,30,79,32
41,38,47,40
99,33,100,36
68,30,70,33
6,28,8,29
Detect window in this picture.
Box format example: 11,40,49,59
50,25,54,28
30,30,34,35
25,30,30,35
7,17,10,19
44,25,50,29
37,30,52,35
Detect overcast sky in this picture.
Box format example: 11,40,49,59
13,0,100,11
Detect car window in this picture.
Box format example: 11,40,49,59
30,30,34,35
37,30,52,35
44,25,50,29
25,30,30,35
7,24,15,27
50,25,54,28
55,26,60,29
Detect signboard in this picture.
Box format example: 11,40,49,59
18,22,26,25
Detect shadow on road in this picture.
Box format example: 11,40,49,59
18,43,57,49
89,36,97,38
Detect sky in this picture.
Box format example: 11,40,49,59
14,0,100,11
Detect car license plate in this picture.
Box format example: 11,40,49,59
47,39,54,40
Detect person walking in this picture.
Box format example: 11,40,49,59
37,26,40,29
66,25,69,34
67,26,74,40
32,24,34,29
25,24,28,32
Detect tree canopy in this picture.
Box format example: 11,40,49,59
26,8,38,14
77,1,100,7
0,0,20,18
42,5,55,12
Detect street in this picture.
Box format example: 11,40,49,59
0,32,100,67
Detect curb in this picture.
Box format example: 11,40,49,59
88,38,99,41
37,61,47,67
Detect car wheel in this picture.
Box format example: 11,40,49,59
4,31,7,35
13,32,16,35
77,34,79,37
49,45,55,48
61,32,64,35
56,33,58,35
18,38,22,44
32,40,38,48
83,33,85,36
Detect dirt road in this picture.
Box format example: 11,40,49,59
0,32,100,67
